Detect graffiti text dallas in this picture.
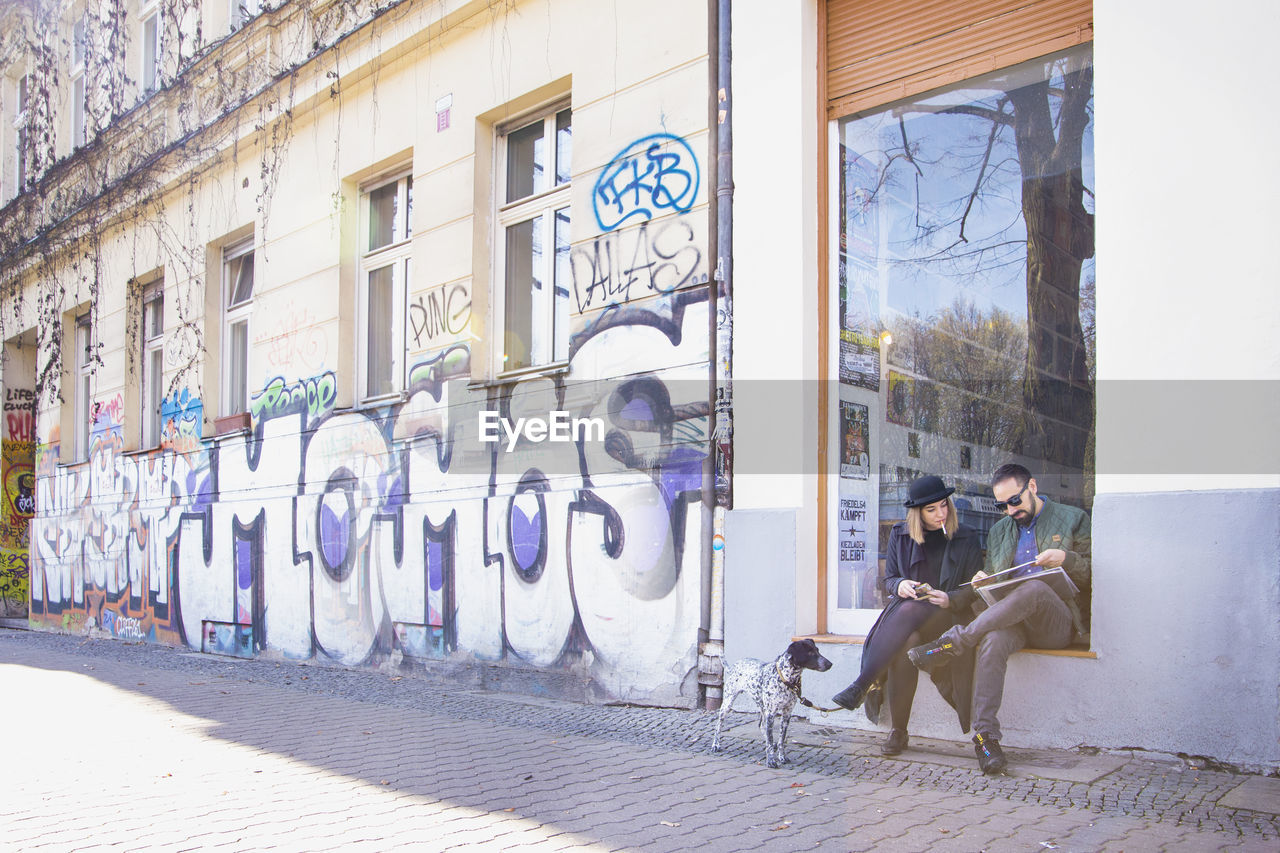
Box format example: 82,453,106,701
478,411,606,451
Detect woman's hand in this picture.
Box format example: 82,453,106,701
924,589,951,609
896,579,920,599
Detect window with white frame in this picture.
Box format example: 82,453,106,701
358,170,412,401
231,0,264,31
14,74,30,192
140,2,161,94
73,313,92,461
71,15,87,148
222,238,255,415
496,104,571,374
141,282,164,447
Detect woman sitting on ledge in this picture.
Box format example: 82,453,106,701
830,474,981,755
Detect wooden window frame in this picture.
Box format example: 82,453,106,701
814,0,1093,634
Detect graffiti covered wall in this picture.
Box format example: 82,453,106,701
29,288,710,699
27,120,713,699
1,362,36,617
9,0,717,706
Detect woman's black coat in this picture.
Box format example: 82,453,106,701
863,521,982,731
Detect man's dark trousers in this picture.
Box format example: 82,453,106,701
942,579,1073,739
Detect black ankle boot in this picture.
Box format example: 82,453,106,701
973,733,1007,774
831,683,867,711
880,728,908,755
907,634,961,672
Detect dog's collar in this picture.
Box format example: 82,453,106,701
776,659,842,713
775,660,802,692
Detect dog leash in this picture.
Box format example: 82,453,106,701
775,660,843,714
797,695,843,714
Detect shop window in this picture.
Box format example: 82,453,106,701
222,238,254,415
495,104,571,374
827,44,1095,634
358,170,412,401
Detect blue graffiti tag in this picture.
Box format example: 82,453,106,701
593,133,700,231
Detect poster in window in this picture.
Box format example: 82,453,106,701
836,488,874,610
841,148,878,258
839,400,870,480
838,260,880,391
887,370,912,426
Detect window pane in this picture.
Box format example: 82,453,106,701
73,18,86,66
368,182,397,250
506,120,546,203
235,0,261,27
73,76,86,146
831,45,1095,619
504,219,540,370
553,207,571,362
147,348,163,445
76,320,89,370
366,266,393,396
81,373,91,456
17,127,27,188
146,293,163,338
404,176,413,240
229,319,248,413
555,109,572,185
228,252,254,305
75,318,90,459
143,15,158,91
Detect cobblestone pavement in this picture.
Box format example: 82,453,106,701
2,627,1276,852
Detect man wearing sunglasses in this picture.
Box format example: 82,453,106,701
907,462,1091,775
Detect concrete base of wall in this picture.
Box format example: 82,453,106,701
724,509,797,666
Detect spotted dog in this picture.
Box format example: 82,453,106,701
711,639,833,768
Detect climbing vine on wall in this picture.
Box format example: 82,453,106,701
0,0,427,419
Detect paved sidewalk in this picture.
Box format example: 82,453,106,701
1,628,1276,852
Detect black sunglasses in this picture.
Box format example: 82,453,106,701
994,482,1030,512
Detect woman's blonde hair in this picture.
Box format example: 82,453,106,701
906,495,958,544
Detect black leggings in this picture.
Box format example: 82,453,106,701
851,600,957,730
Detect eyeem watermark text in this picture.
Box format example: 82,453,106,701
479,411,606,451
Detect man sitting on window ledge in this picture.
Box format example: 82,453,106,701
907,462,1091,775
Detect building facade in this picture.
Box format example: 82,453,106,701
728,0,1279,771
0,0,721,707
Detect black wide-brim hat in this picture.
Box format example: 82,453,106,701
903,474,955,508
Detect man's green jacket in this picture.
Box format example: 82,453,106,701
985,498,1091,592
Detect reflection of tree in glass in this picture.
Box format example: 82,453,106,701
888,300,1028,453
880,49,1094,469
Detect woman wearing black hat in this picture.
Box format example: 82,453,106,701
830,474,982,755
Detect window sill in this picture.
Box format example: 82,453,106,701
356,391,409,409
122,446,160,457
469,360,570,389
213,412,251,435
795,633,1097,659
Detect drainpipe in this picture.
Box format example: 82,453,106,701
699,0,733,710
